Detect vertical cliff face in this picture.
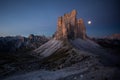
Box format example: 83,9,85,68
54,10,86,40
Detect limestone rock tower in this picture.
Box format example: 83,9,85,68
54,10,86,40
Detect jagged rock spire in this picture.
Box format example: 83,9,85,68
54,10,86,40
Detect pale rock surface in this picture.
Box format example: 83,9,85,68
32,39,63,57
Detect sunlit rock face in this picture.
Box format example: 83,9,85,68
54,10,86,40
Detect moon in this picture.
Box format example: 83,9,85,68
88,21,91,24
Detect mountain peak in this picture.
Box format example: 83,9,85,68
54,10,86,40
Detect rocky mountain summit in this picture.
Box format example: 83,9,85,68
54,10,86,40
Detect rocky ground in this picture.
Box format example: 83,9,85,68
0,35,49,79
1,39,120,80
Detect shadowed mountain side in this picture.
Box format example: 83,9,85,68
70,39,120,66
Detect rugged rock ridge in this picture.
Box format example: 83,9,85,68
54,10,86,40
0,35,49,52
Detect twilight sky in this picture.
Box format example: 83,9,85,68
0,0,120,37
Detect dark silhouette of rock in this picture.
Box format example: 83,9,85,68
54,10,86,40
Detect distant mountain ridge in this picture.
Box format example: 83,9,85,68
0,34,49,52
105,34,120,40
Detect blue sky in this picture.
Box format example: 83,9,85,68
0,0,120,37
